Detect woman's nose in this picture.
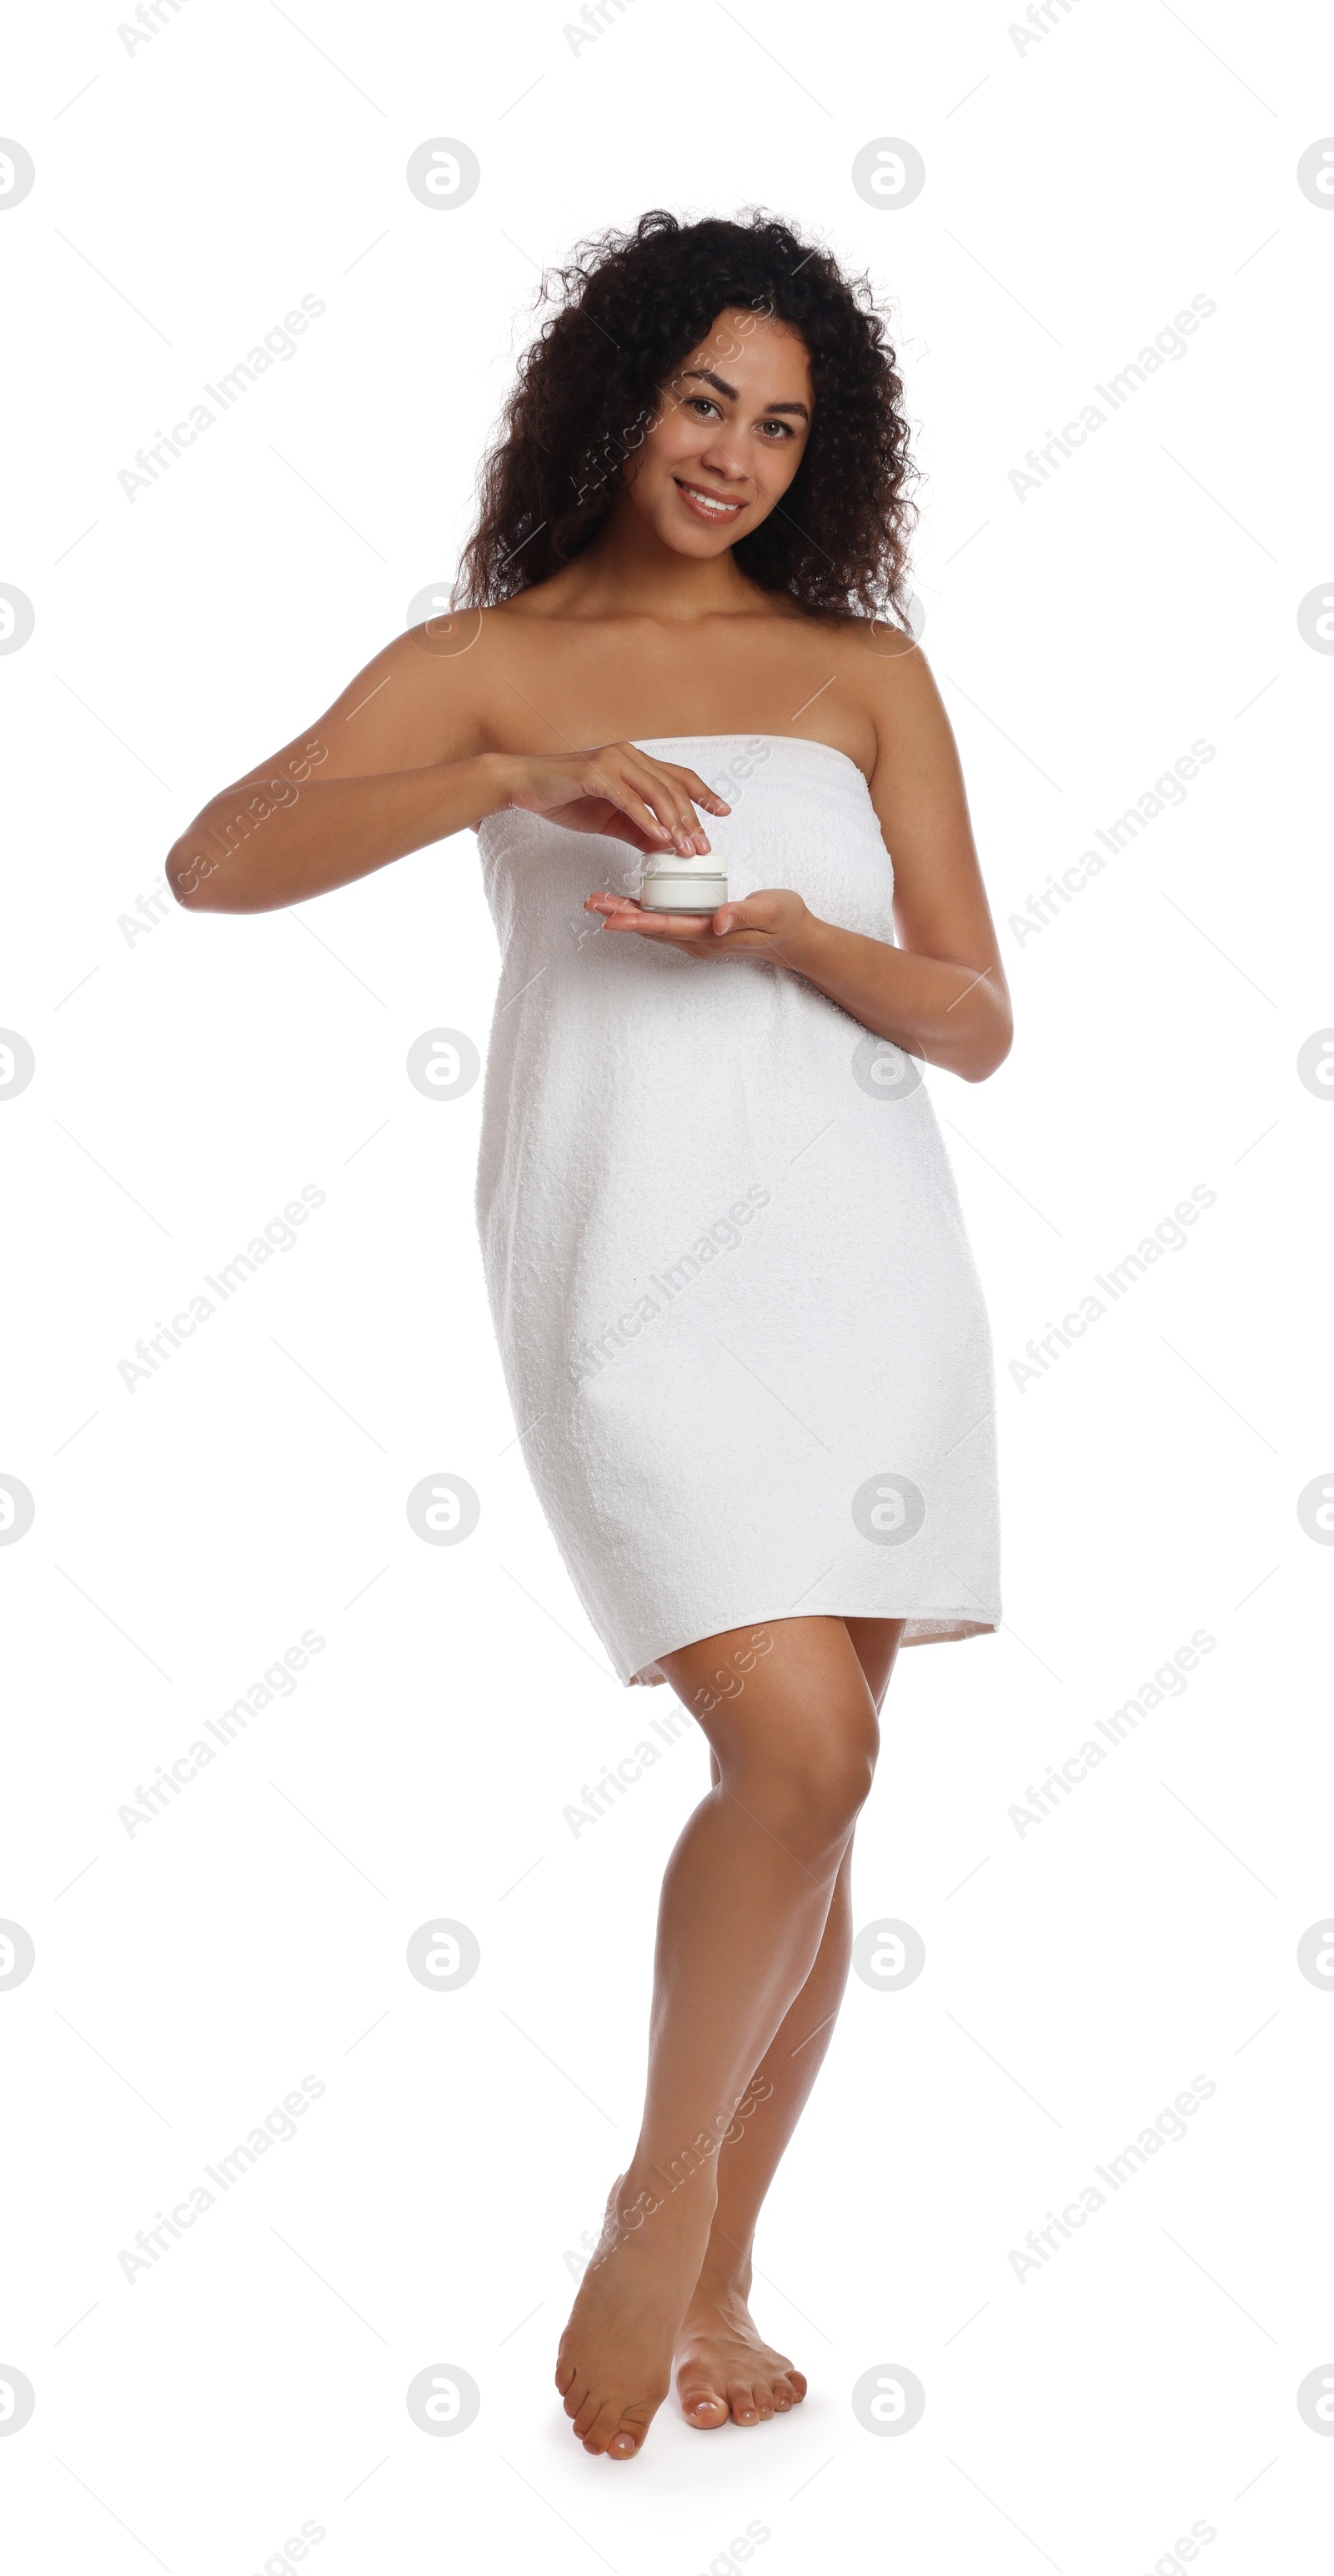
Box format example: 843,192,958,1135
695,428,749,481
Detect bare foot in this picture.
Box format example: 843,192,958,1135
556,2169,717,2459
675,2272,808,2428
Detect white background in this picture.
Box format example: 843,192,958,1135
3,2,1332,2569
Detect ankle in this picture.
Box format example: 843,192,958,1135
615,2153,719,2240
690,2242,755,2303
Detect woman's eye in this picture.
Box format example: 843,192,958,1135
759,419,794,439
688,397,721,418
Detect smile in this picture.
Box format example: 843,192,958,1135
673,479,747,521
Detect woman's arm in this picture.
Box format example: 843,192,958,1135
167,627,489,911
168,748,509,914
587,638,1013,1084
167,625,728,914
770,904,1011,1084
775,640,1011,1079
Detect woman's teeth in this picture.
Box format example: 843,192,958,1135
677,482,743,516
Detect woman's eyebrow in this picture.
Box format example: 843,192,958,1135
680,367,810,420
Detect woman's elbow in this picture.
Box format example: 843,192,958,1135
960,992,1014,1083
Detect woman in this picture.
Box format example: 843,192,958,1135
169,209,1011,2463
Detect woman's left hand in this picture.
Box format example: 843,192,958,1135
584,886,813,962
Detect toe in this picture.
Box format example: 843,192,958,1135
726,2376,760,2425
750,2379,775,2421
579,2398,621,2455
585,2398,654,2459
570,2388,605,2439
680,2383,729,2430
785,2369,808,2403
609,2399,659,2459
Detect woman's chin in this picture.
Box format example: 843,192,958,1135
655,515,742,560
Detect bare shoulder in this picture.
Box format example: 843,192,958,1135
238,605,511,787
819,615,994,954
812,610,958,776
816,607,932,693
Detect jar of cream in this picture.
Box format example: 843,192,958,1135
638,849,729,914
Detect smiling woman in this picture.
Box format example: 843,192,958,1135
168,204,1011,2473
457,208,916,621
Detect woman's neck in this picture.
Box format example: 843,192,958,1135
534,500,763,623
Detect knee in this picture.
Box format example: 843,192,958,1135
733,1705,879,1861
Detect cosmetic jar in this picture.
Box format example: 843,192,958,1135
638,851,729,913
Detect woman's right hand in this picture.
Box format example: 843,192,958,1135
500,745,730,856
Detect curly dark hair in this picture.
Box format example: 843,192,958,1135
455,209,918,624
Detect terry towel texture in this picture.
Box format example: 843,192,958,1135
475,734,1001,1686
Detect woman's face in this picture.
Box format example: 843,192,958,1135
620,308,814,557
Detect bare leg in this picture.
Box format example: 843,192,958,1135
554,1616,880,2458
675,1617,906,2427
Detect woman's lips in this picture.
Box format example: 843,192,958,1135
673,478,747,523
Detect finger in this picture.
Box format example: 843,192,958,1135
585,897,673,931
618,756,712,853
586,893,758,950
713,901,777,936
584,896,642,922
662,762,731,816
598,815,664,852
618,911,716,939
583,769,675,847
594,898,693,930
